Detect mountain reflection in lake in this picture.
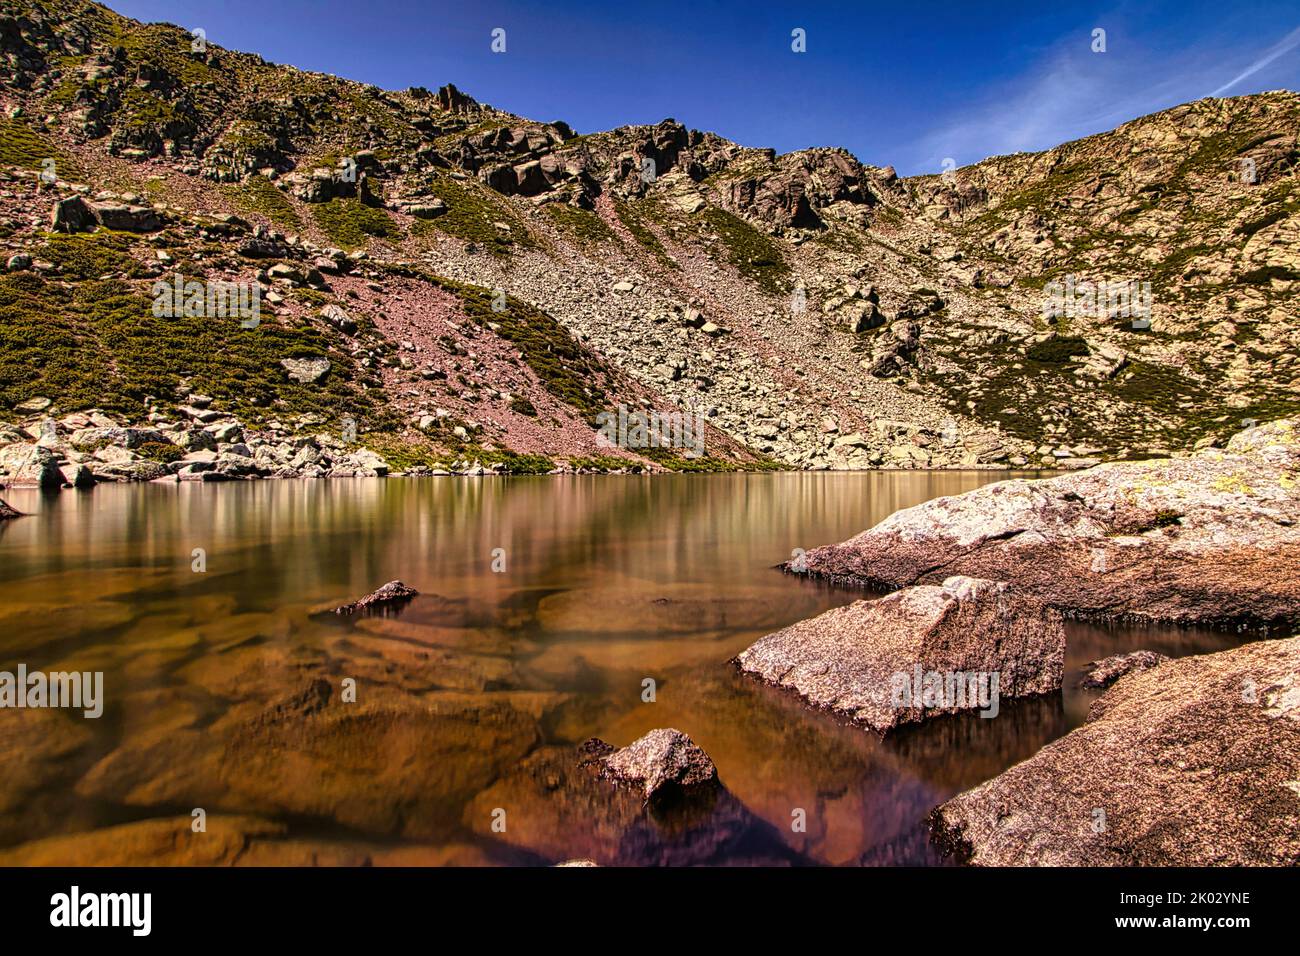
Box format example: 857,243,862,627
0,473,1244,865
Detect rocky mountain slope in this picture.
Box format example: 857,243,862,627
2,0,1298,478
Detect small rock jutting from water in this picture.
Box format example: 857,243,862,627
736,576,1065,733
931,636,1300,866
1081,650,1170,689
585,728,719,801
0,498,21,520
466,732,802,866
332,580,419,615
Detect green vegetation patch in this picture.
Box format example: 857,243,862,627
1239,265,1300,285
543,202,617,247
225,174,302,230
697,206,790,295
614,199,675,268
365,431,556,475
0,116,58,169
509,394,538,416
0,116,83,179
1026,335,1089,364
37,232,147,281
1235,206,1290,239
412,175,534,256
0,272,385,428
312,198,399,249
427,274,611,417
640,446,785,472
567,454,641,472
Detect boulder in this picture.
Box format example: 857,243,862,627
591,728,718,801
280,357,331,384
332,580,418,616
846,301,885,333
50,196,96,233
342,448,389,477
0,443,64,489
736,576,1064,733
92,461,168,482
932,636,1300,865
58,463,95,489
1081,650,1169,689
68,426,169,449
90,203,160,232
320,304,357,335
206,422,243,444
213,453,263,479
788,418,1300,629
403,201,446,219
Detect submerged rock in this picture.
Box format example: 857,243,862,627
788,418,1300,629
932,636,1300,865
591,728,719,801
1081,650,1169,689
332,580,418,615
77,681,539,841
736,576,1064,733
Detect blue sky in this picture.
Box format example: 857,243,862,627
104,0,1300,175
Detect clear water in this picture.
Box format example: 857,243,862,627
0,474,1244,865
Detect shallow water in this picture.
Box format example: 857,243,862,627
0,473,1245,866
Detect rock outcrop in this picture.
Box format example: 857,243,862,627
932,636,1300,866
736,576,1065,733
788,419,1300,629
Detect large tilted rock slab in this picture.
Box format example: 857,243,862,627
736,576,1065,733
932,636,1300,866
789,418,1300,628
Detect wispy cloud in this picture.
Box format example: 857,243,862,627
902,20,1300,176
1210,24,1300,96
